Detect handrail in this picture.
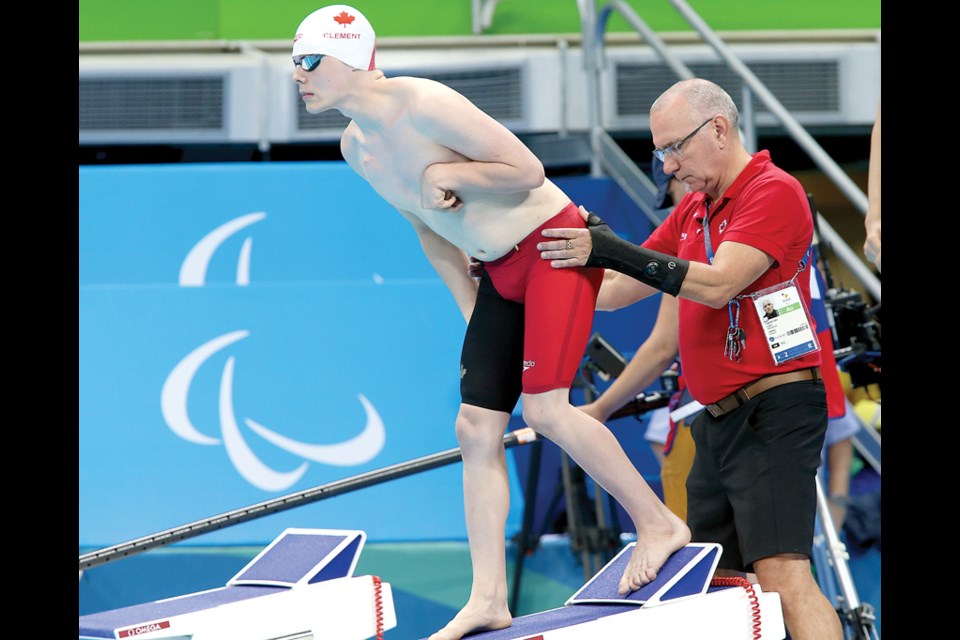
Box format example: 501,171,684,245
816,215,881,301
80,428,538,570
471,0,500,34
669,0,869,215
596,1,694,81
576,0,601,177
596,129,666,226
668,0,879,303
578,0,880,303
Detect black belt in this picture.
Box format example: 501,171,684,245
705,367,821,418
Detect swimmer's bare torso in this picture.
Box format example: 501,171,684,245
340,76,570,261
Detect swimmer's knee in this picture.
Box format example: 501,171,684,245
455,404,509,447
520,389,570,433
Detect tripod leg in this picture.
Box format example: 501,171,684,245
590,478,620,573
560,451,594,582
814,476,878,639
510,439,543,615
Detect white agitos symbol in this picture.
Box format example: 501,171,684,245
161,331,386,492
180,212,266,286
163,214,385,492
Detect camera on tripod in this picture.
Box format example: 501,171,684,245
584,333,628,381
826,288,881,390
583,333,672,418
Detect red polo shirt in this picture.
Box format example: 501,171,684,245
644,151,820,404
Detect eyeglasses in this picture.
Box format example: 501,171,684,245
653,117,713,162
293,54,325,72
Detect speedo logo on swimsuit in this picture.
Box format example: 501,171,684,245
522,360,535,372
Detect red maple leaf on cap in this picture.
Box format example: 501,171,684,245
334,11,355,26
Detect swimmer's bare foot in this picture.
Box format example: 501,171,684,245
427,600,512,640
618,507,691,595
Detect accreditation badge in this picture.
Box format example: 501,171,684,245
752,282,820,365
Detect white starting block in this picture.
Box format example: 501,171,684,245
427,543,785,640
79,528,396,640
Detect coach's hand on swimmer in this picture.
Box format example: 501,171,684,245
537,205,593,267
421,163,463,211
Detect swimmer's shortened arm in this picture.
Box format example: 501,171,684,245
584,214,689,297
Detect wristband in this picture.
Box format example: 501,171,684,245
585,214,689,297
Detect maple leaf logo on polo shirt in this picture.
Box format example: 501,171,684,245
334,11,356,26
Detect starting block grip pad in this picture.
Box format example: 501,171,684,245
79,529,395,640
418,543,784,640
229,528,365,586
567,542,720,607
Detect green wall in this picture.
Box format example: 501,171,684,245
79,0,881,42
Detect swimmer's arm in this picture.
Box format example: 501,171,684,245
416,85,545,197
397,208,478,322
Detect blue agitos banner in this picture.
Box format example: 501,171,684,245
79,162,527,547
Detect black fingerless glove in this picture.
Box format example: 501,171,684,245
585,213,689,297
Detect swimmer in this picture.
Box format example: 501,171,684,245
290,6,689,639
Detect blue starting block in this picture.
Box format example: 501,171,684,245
567,542,721,607
421,543,785,640
79,528,396,640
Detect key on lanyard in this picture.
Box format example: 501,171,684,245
724,300,746,362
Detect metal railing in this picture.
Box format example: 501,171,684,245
576,0,880,303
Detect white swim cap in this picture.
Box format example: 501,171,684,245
292,5,377,71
